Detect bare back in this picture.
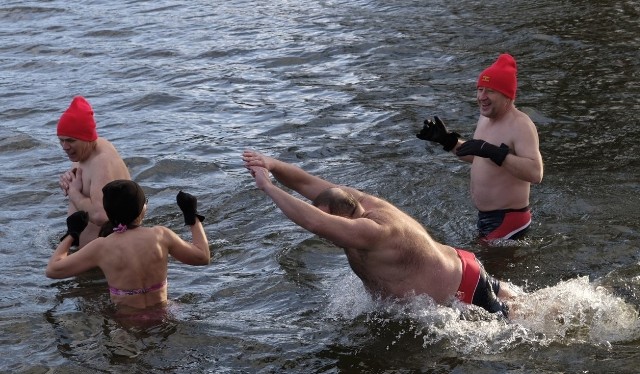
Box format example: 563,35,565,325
75,226,175,308
338,189,462,303
470,107,541,211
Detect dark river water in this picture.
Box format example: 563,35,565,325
1,0,639,372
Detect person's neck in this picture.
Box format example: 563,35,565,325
488,102,515,123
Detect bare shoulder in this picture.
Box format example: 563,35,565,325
78,236,109,257
93,139,125,162
151,225,181,242
88,139,130,177
512,109,541,145
514,108,536,128
96,137,121,153
497,108,538,140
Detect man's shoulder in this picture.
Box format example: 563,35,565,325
95,138,123,154
490,109,535,133
84,140,127,168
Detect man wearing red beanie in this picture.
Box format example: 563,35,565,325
56,96,131,248
417,54,543,241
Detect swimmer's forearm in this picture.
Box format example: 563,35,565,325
65,189,108,225
46,236,73,278
189,221,210,265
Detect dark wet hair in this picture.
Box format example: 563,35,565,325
312,187,358,217
102,179,146,228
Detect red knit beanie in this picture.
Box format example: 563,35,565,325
56,96,98,141
477,54,518,100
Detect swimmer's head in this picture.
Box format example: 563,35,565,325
57,96,98,142
102,180,146,226
477,53,518,100
312,187,359,218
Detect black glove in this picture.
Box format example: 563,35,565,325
60,211,89,246
176,191,205,225
456,139,510,166
416,116,460,152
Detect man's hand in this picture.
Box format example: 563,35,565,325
456,139,510,166
60,211,89,246
242,150,275,170
416,116,460,151
67,168,83,196
248,166,273,191
59,168,77,196
176,191,205,226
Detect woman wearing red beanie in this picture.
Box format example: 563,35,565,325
56,96,131,248
417,54,544,242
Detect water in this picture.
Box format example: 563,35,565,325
1,0,639,372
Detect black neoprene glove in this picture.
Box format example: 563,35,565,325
176,191,205,226
60,211,89,246
456,139,510,166
416,116,460,152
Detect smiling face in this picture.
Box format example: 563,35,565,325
476,87,512,118
58,136,94,162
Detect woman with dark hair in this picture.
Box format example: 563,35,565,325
46,180,210,311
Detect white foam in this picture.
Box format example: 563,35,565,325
324,273,640,354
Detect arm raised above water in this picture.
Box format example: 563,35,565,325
242,150,335,201
247,164,380,250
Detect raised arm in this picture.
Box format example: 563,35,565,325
242,150,335,201
165,221,210,266
247,165,380,250
46,211,99,278
169,191,210,265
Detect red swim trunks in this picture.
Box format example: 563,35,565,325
455,249,508,317
477,206,531,240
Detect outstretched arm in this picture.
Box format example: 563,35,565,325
247,165,379,250
242,150,335,201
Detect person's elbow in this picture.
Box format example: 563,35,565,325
45,266,65,279
194,254,211,266
520,159,543,184
529,164,544,184
188,247,211,266
529,170,543,185
90,210,109,226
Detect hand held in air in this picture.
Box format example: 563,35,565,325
176,191,205,226
60,211,89,246
249,166,273,191
416,116,460,151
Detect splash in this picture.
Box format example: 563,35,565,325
510,276,640,345
324,273,640,354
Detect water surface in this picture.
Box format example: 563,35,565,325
1,0,639,372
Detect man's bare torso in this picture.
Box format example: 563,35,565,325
470,109,534,211
343,194,462,304
75,138,130,247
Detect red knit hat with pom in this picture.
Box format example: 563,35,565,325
57,96,98,141
477,54,518,100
